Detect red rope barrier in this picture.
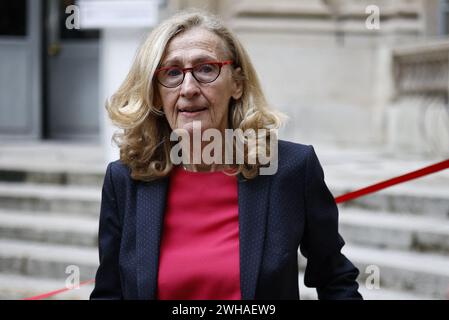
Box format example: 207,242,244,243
22,158,449,300
334,158,449,203
23,279,95,300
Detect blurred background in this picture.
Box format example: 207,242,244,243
0,0,449,299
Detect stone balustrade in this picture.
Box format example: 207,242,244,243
388,39,449,157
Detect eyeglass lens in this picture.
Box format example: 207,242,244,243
157,63,221,88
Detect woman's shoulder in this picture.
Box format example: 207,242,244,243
273,140,324,183
278,139,312,155
277,139,315,168
105,159,133,182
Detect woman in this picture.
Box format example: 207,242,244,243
90,10,362,300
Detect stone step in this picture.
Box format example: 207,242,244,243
339,208,449,254
0,182,101,217
0,273,94,300
0,239,98,280
345,245,449,298
1,273,433,300
332,182,449,220
0,166,104,187
0,209,98,247
4,273,433,300
299,244,449,299
0,142,106,187
298,272,433,300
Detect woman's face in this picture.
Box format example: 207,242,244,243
157,27,242,134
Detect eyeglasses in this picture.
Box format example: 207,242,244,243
155,60,233,88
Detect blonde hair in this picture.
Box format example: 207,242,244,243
107,10,284,181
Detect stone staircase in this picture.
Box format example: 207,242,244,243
338,193,449,299
0,143,448,299
0,143,104,299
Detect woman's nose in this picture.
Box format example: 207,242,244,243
180,71,200,98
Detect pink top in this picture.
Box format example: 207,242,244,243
156,166,241,300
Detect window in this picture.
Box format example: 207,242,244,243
0,0,27,36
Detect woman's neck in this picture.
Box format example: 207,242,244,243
181,163,226,172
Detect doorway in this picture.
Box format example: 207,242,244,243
0,0,41,140
44,0,100,141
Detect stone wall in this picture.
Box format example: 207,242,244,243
165,0,445,155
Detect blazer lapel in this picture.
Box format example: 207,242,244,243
136,177,169,300
237,174,271,300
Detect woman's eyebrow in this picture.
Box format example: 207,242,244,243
160,57,181,67
161,55,218,67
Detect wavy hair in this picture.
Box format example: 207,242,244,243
107,10,285,181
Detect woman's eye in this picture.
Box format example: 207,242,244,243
197,64,214,73
166,68,182,77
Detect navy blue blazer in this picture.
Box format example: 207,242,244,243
90,140,362,300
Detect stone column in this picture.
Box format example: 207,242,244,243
99,28,150,164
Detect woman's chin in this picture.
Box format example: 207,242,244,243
178,120,212,134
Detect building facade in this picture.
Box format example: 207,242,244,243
0,0,448,159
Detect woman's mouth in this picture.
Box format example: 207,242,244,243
178,107,208,117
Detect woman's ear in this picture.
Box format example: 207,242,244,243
231,67,243,100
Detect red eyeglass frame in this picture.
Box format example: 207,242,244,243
154,60,234,87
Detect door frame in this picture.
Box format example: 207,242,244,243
0,0,43,141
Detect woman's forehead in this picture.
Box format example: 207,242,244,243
162,28,229,64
